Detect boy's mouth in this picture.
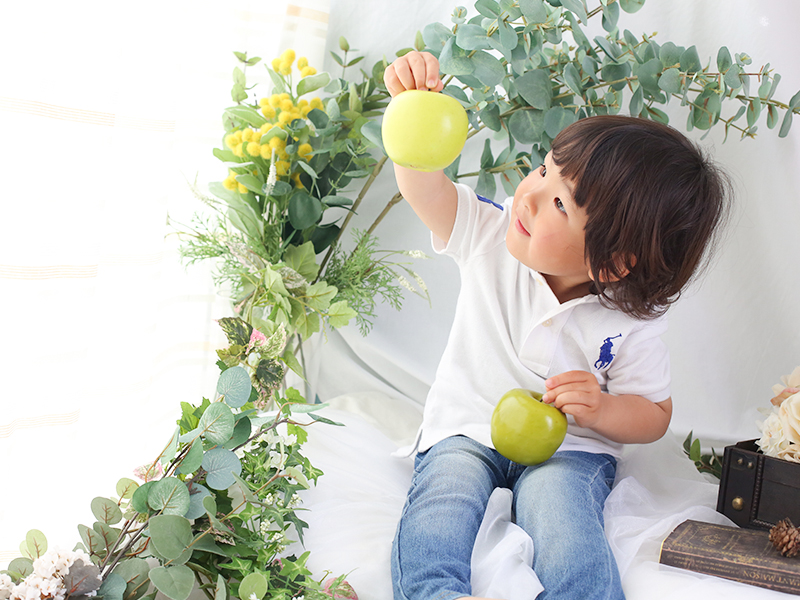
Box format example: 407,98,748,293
515,217,531,236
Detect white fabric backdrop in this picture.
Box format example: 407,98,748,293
1,0,799,589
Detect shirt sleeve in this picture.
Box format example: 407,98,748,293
605,315,671,402
431,183,510,263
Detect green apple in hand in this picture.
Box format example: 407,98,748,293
381,90,468,172
491,388,568,465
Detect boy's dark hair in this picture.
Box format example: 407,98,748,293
552,115,732,320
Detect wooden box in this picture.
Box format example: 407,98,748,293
717,439,800,530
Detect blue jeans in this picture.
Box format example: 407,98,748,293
391,435,623,600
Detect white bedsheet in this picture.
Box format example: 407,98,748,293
288,395,795,600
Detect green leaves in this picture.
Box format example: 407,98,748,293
202,448,243,490
516,69,552,110
216,366,252,408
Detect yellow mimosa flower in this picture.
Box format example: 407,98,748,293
223,175,238,191
224,133,239,150
297,143,313,158
297,57,309,70
279,61,292,76
271,58,282,71
300,66,317,78
275,160,291,177
247,142,261,156
233,143,245,158
242,128,255,142
237,182,248,194
309,97,324,110
258,97,270,107
278,111,295,125
261,105,276,120
280,98,294,112
269,94,282,108
291,172,304,188
280,49,296,64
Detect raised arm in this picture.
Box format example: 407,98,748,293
384,51,458,244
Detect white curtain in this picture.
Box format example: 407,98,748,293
0,0,330,562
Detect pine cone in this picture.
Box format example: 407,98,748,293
770,519,800,557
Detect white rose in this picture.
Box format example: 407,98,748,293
779,392,800,444
757,410,791,457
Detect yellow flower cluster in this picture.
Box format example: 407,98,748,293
258,93,324,125
271,48,317,78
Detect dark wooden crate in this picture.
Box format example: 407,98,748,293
717,439,800,530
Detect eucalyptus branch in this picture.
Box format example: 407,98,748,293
365,192,404,237
318,155,389,277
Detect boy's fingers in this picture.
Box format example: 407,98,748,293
420,52,443,89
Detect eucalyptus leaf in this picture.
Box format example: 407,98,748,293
679,46,702,74
471,50,506,87
8,558,33,579
224,105,267,128
222,417,253,451
422,22,453,52
619,0,645,13
507,108,545,144
234,174,263,194
131,481,155,514
24,529,47,558
779,110,793,138
91,497,123,525
216,366,252,408
456,23,492,51
516,69,552,110
116,478,139,500
439,37,475,76
544,106,578,138
98,573,127,600
476,169,497,199
93,522,121,551
202,448,243,490
215,575,227,600
78,524,105,557
149,515,193,560
361,120,384,153
198,402,235,446
149,565,195,600
717,46,732,74
177,439,204,475
559,0,587,23
518,0,547,23
112,557,151,600
239,573,268,600
288,189,323,230
658,68,682,94
297,72,332,97
63,561,102,596
147,477,191,516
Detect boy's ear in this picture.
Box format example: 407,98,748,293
588,254,635,283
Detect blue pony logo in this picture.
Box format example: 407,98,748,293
594,334,622,369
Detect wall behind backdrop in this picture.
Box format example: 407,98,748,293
0,0,798,568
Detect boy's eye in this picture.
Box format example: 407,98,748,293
539,164,547,177
554,198,566,214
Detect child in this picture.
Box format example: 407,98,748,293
384,51,730,600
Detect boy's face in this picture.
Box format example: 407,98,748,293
506,152,592,292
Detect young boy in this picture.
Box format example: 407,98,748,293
384,51,730,600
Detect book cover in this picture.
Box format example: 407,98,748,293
659,519,800,595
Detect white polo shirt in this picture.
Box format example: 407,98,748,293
410,183,671,459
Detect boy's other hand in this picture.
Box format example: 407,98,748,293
384,51,445,97
542,370,603,428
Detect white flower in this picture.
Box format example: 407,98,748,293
778,391,800,444
773,366,800,397
757,410,790,456
0,575,14,600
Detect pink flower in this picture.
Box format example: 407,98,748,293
322,578,358,600
133,461,164,482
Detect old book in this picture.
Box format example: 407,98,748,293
659,519,800,595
